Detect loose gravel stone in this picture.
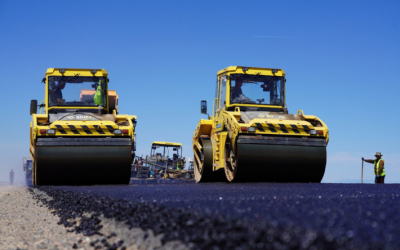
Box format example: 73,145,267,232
31,187,189,250
0,186,89,250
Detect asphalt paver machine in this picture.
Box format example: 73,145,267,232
145,142,193,179
192,66,329,182
30,68,137,185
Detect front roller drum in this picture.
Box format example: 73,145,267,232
34,138,132,185
225,136,327,183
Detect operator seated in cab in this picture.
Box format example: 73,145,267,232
49,78,105,106
230,74,283,106
53,80,66,104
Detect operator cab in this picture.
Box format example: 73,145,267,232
204,66,287,114
28,68,114,115
47,75,107,113
229,74,284,106
148,142,184,169
150,143,182,159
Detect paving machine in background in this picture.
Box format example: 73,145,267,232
192,66,329,183
30,68,137,185
22,157,33,186
145,142,193,179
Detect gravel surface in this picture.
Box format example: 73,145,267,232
1,186,185,250
0,186,86,250
31,187,189,250
45,183,400,250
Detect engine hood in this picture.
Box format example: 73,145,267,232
49,113,116,122
240,111,304,123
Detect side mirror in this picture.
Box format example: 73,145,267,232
152,146,157,150
30,100,38,115
201,100,207,114
131,119,137,128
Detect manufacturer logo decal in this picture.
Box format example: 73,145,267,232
66,115,95,121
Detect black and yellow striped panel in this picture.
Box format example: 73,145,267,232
254,127,310,135
252,122,313,135
253,122,313,129
52,124,117,136
52,124,118,130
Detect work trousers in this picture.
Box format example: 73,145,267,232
375,176,385,184
10,178,13,186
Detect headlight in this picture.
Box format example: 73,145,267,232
114,130,122,134
248,127,256,132
310,130,317,135
47,129,56,134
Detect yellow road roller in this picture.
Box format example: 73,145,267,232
30,68,137,185
192,66,329,183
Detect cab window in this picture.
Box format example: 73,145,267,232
218,75,227,110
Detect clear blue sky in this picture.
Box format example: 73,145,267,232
0,0,399,183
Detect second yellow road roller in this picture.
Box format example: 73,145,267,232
192,66,329,183
30,68,137,185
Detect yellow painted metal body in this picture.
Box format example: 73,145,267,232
152,141,182,147
30,68,137,185
192,66,329,173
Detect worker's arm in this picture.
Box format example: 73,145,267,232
57,98,65,104
364,159,375,164
378,161,384,175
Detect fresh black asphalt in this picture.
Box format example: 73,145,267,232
36,183,400,249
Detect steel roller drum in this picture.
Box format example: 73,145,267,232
234,136,327,183
35,138,132,185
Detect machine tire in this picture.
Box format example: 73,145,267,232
194,139,226,183
224,138,238,182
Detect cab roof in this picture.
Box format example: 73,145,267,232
152,141,182,147
217,66,285,77
45,68,108,77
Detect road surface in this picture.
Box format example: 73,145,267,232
35,183,400,249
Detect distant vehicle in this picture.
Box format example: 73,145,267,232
22,157,33,186
145,142,193,179
146,142,185,169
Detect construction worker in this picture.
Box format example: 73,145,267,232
94,80,104,105
9,169,14,186
363,152,385,184
177,157,186,170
